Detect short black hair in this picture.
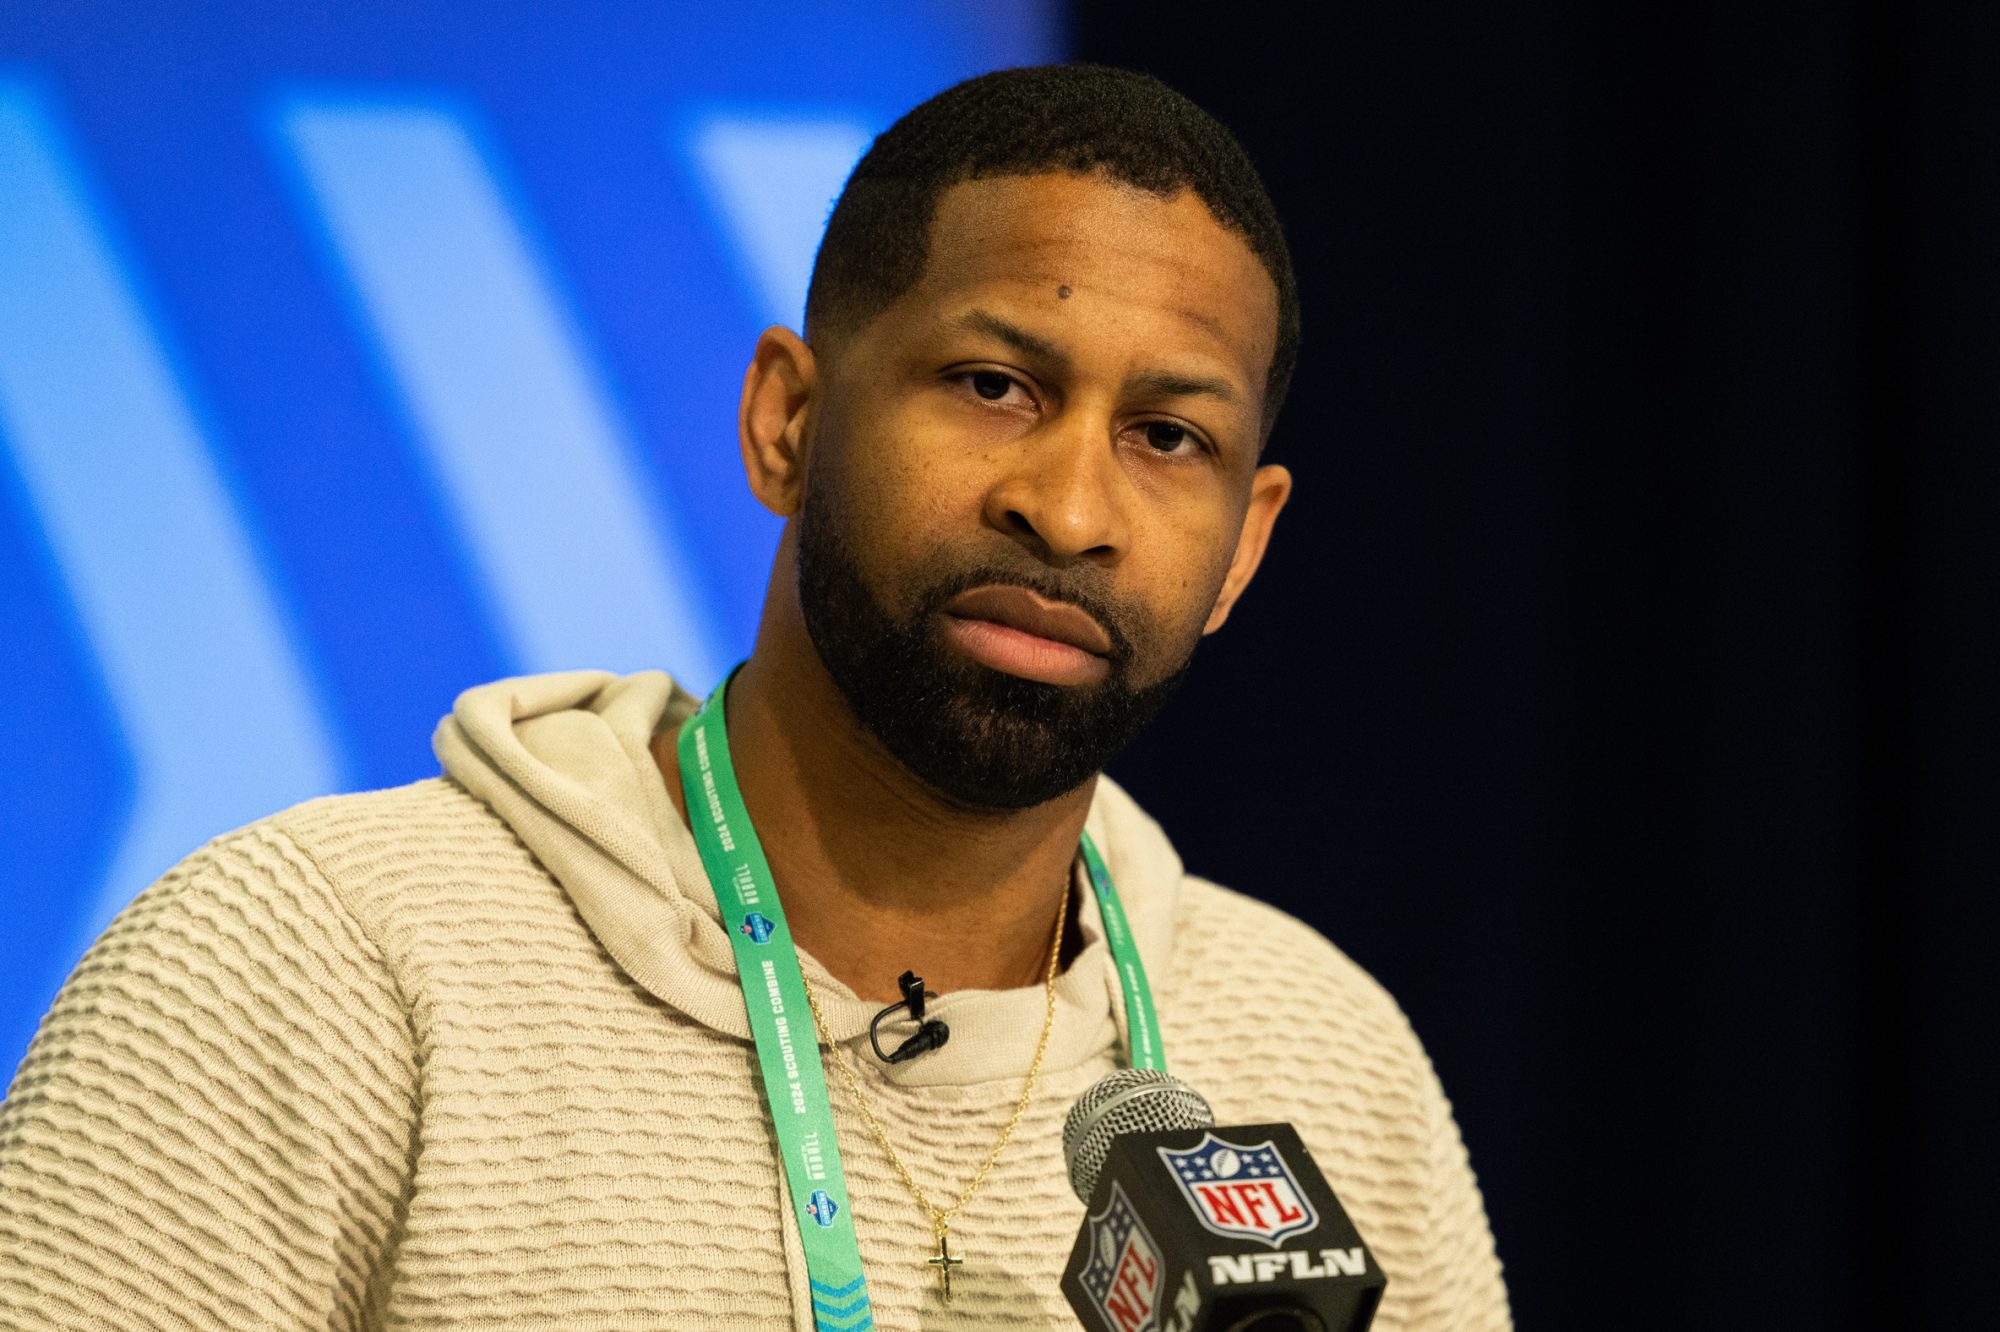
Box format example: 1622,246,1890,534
805,64,1300,435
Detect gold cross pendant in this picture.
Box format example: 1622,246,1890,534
926,1229,964,1304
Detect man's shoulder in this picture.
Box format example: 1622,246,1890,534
202,775,541,925
262,773,510,852
1089,775,1415,1054
1170,874,1405,1032
1159,879,1466,1225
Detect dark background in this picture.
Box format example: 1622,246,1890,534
1084,3,1998,1328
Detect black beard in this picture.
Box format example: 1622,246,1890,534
796,485,1192,811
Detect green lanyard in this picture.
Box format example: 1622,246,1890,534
677,672,1165,1328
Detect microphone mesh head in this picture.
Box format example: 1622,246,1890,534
1062,1068,1215,1202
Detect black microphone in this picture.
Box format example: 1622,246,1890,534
1060,1069,1386,1332
870,970,950,1064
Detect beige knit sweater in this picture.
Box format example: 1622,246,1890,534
0,671,1508,1330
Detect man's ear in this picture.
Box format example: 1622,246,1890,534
739,326,818,517
1203,463,1293,634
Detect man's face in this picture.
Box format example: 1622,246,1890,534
792,170,1285,810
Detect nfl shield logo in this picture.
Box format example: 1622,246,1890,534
1079,1181,1164,1332
1157,1133,1321,1248
740,912,775,944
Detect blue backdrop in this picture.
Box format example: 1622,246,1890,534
0,2,1059,1081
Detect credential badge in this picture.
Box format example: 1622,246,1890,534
1158,1133,1320,1248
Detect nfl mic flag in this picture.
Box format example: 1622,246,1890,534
1063,1122,1386,1332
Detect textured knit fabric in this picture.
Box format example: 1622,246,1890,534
0,670,1509,1330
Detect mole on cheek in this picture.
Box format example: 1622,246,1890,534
1057,284,1072,299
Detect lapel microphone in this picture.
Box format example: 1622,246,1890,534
870,970,951,1063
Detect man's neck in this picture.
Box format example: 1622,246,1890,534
656,641,1092,1006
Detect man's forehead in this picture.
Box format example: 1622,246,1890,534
901,172,1279,378
924,172,1265,286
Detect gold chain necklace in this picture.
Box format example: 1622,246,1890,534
800,883,1069,1306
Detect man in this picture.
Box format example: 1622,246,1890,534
0,66,1508,1329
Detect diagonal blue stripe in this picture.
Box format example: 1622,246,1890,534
812,1305,872,1332
812,1290,868,1317
683,115,873,330
275,97,723,689
0,79,345,959
809,1274,865,1299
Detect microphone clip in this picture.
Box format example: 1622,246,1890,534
869,970,950,1064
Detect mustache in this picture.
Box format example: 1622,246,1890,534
911,560,1141,668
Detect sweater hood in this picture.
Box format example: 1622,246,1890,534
433,669,1185,1087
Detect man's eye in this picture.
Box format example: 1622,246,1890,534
970,371,1015,401
1145,421,1195,452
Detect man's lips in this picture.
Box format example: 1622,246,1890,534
940,584,1114,686
943,585,1113,654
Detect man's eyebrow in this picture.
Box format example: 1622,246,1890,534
950,310,1245,408
1128,368,1243,407
949,309,1073,372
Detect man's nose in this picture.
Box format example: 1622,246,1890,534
982,409,1130,567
